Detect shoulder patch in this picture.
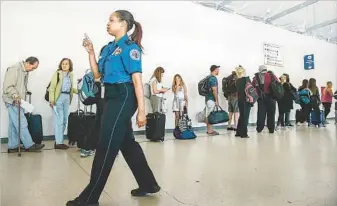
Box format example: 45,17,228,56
130,49,140,61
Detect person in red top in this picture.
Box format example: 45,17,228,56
252,65,279,133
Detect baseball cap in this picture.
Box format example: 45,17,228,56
210,65,220,72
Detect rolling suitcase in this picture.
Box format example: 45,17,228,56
67,79,96,147
67,109,95,148
145,112,166,141
309,110,325,126
24,92,43,144
295,109,306,123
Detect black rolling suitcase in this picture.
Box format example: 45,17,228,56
67,80,96,148
24,92,43,144
67,108,95,148
295,109,305,123
145,112,166,141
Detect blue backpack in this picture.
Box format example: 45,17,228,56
78,70,100,105
298,89,311,105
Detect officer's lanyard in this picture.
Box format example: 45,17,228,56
100,46,121,98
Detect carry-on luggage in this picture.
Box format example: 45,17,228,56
208,106,229,125
145,112,166,141
67,108,95,148
309,110,325,126
173,104,196,140
25,92,43,144
67,78,96,148
295,109,306,123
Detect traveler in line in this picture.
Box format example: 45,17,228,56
172,74,188,127
252,65,279,134
308,78,324,127
276,75,293,129
149,66,169,113
225,71,239,131
234,65,252,138
49,58,78,150
2,57,45,153
321,81,333,123
205,65,220,136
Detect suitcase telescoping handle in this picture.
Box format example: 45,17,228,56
17,104,22,157
26,91,32,103
76,78,93,116
25,91,32,117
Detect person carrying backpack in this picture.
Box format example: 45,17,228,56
251,65,280,134
197,65,220,136
222,71,239,131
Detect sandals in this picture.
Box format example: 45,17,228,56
206,131,219,136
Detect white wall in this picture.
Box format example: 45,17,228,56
1,1,337,138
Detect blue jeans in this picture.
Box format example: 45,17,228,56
5,103,34,149
53,94,70,144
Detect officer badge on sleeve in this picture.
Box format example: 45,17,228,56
130,49,140,61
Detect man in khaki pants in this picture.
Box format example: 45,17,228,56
2,57,45,153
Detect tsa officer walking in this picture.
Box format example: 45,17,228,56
67,10,160,206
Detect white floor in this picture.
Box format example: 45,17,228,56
1,125,337,206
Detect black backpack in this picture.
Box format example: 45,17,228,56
222,75,236,98
268,71,284,100
198,75,211,96
45,73,60,102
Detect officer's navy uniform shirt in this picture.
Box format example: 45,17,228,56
98,34,142,84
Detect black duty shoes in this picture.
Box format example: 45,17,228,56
131,185,161,197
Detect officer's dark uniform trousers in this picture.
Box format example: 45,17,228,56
79,83,158,204
256,94,276,132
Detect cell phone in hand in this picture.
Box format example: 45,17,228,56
84,33,91,43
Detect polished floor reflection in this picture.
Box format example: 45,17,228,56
1,125,337,206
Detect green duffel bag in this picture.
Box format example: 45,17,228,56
208,106,229,125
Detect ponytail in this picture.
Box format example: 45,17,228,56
131,21,143,50
114,10,143,50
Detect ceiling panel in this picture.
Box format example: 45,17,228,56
194,1,337,44
226,1,305,19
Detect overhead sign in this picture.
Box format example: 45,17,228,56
263,43,283,67
304,54,314,70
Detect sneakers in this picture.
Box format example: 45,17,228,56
66,198,98,206
131,185,161,197
80,149,95,158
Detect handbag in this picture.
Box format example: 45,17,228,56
207,105,229,125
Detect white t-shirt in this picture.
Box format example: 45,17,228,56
150,78,163,98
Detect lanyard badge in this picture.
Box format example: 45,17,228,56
101,82,105,99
